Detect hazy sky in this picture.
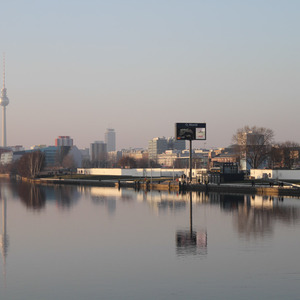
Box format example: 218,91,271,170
1,0,299,150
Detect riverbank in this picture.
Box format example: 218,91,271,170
34,177,300,197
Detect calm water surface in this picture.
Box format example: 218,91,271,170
0,179,300,300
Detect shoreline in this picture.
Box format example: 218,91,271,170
32,177,300,197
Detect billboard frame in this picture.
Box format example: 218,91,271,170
175,123,206,141
175,123,207,183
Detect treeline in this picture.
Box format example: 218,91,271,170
232,125,300,169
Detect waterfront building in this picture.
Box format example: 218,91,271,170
105,129,116,152
39,146,58,167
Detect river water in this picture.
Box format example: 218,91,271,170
0,179,300,300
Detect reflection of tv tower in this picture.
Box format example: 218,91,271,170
0,193,9,284
0,54,9,147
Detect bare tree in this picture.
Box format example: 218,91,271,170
270,141,300,169
117,156,137,168
232,125,274,169
62,154,76,169
17,151,45,178
55,146,71,167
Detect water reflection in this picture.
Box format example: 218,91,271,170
176,192,208,256
233,195,300,238
53,185,81,209
0,186,9,286
91,195,116,215
1,179,300,299
17,182,46,210
12,182,81,210
1,180,300,251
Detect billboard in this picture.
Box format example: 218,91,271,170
175,123,206,141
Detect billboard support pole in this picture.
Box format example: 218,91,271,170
189,139,192,183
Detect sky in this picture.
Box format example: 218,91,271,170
0,0,299,150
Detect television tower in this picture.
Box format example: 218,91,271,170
0,54,9,147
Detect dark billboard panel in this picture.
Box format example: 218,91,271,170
175,123,206,140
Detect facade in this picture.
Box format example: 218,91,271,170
67,146,83,168
157,150,179,167
250,169,300,181
148,137,168,161
79,148,90,161
167,137,185,151
39,146,58,167
0,151,25,165
148,137,186,162
121,149,148,160
105,129,116,152
90,141,107,162
77,167,184,178
209,147,237,169
55,136,73,147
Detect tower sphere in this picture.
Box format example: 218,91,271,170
0,88,9,107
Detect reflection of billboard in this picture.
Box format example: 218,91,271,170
176,230,207,256
175,123,206,140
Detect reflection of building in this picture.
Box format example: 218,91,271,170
176,230,207,256
219,194,300,238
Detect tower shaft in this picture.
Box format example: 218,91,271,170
2,106,6,147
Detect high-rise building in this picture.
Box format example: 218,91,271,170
148,137,168,161
105,129,116,152
0,56,9,147
55,136,73,147
148,137,186,162
90,141,107,162
167,137,186,151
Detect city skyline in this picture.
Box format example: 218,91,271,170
0,1,299,150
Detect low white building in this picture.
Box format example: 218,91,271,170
77,168,184,178
250,169,300,181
